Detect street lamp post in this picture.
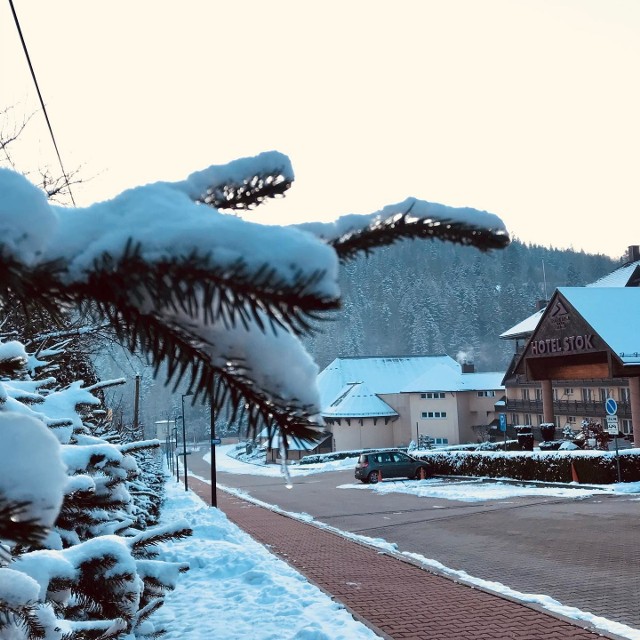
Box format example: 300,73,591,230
181,393,193,491
210,400,217,508
173,422,179,483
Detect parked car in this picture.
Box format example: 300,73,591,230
355,450,432,484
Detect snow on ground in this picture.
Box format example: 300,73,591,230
165,444,640,640
152,480,380,640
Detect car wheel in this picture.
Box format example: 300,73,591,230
368,471,380,484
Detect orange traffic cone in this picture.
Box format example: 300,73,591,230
571,463,580,483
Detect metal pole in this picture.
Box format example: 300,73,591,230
174,422,179,483
181,394,189,491
210,399,217,508
133,374,140,437
614,436,622,483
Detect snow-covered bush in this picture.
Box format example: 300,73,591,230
0,338,191,639
416,449,640,484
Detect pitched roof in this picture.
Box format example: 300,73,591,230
587,260,640,288
500,259,640,340
323,382,398,418
558,287,640,365
317,356,505,416
499,308,545,340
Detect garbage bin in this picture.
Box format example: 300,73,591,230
516,426,534,451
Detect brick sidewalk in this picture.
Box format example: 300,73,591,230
187,477,617,640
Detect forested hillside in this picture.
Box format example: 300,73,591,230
303,239,618,373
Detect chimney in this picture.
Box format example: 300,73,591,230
535,299,547,311
461,362,475,374
627,245,640,263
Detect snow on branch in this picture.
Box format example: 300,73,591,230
174,150,294,209
297,197,510,262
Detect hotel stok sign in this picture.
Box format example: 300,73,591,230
518,293,609,381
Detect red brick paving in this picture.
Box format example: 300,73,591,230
187,477,619,640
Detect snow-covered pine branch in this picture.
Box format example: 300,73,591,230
296,197,509,262
0,151,510,442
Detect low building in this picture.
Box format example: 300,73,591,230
317,355,505,451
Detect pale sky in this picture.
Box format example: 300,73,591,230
2,1,639,259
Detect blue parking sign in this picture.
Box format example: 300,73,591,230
499,413,507,432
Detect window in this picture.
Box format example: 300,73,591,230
424,392,445,399
524,413,531,425
599,388,611,402
511,413,519,424
581,388,593,402
477,391,495,397
535,388,543,401
537,414,544,426
422,411,447,418
565,388,574,396
621,388,631,403
622,419,632,435
567,416,576,424
522,388,530,400
420,393,426,398
434,437,449,445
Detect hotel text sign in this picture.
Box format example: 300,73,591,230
530,334,595,356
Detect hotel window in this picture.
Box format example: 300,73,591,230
422,411,447,418
424,392,446,399
581,388,593,402
565,388,574,396
537,414,544,425
552,388,559,401
477,391,495,397
522,388,530,400
524,413,532,425
434,437,449,445
621,387,631,403
622,419,632,435
511,413,519,424
535,388,543,401
567,416,577,424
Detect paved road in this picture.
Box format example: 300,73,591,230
188,450,640,633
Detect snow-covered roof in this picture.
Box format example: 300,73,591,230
587,261,640,288
323,382,398,418
317,356,505,416
501,259,640,341
317,356,458,408
499,309,545,340
559,287,640,365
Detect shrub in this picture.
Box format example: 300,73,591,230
413,449,640,484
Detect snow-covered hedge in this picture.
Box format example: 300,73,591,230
415,449,640,484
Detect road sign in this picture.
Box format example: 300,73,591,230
211,438,222,445
498,413,507,432
605,398,618,416
606,414,619,435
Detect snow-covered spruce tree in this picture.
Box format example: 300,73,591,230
0,339,190,639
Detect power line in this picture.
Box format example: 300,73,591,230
8,0,76,205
